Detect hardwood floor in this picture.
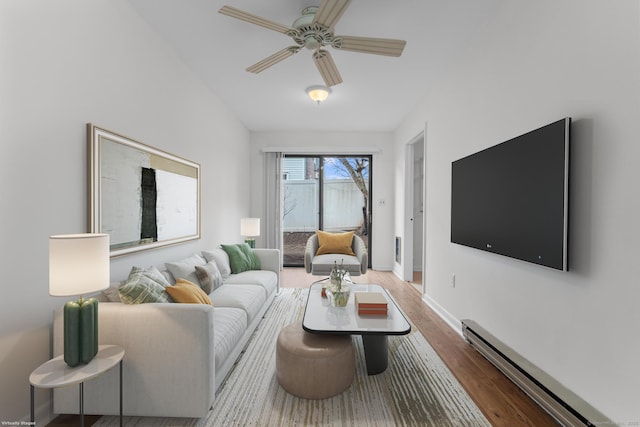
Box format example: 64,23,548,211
282,267,559,427
49,267,558,426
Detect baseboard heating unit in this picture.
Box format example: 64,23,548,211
461,319,611,427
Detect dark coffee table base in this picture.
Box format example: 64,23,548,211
361,335,389,375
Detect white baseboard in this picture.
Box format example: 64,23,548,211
421,293,464,338
392,265,409,281
390,269,462,338
372,264,394,272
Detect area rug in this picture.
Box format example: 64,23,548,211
95,288,490,427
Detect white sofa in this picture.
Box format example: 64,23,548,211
52,247,280,418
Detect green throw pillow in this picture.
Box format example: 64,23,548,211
241,243,261,270
221,243,261,274
119,266,172,304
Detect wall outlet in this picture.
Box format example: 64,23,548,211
451,274,456,288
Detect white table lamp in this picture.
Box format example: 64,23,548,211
49,233,109,367
240,218,260,248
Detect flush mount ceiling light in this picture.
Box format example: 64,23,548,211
306,85,331,104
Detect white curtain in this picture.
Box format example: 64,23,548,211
264,152,283,268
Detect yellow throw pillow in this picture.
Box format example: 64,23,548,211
315,230,356,256
166,279,213,305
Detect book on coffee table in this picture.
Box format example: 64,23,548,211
358,307,388,315
355,292,388,315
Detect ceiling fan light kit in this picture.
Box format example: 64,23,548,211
306,85,331,104
219,0,406,87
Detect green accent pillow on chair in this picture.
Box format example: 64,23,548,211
221,243,261,274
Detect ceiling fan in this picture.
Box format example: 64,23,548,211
218,0,406,87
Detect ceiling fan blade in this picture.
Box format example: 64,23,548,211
333,35,406,57
313,49,343,87
219,5,292,34
246,47,300,74
312,0,351,29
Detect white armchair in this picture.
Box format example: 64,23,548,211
304,232,368,276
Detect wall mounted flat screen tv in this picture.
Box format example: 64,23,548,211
451,118,570,271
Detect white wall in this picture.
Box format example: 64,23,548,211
0,0,250,422
394,0,640,422
250,132,395,271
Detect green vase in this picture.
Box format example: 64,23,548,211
63,297,99,367
63,301,81,367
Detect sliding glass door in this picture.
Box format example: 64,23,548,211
282,155,371,267
282,156,320,266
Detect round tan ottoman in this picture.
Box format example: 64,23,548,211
276,323,355,399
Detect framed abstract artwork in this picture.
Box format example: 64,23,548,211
88,124,200,257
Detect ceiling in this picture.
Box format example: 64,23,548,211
127,0,503,132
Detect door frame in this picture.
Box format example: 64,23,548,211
403,132,425,290
282,154,373,268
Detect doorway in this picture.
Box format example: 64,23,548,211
282,155,372,267
403,133,425,293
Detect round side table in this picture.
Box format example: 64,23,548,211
29,344,124,427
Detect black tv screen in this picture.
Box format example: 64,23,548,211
451,118,570,271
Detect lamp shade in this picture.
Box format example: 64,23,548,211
240,218,260,237
49,233,110,297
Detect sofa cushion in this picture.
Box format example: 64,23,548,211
212,284,266,323
119,266,172,304
212,307,248,371
315,230,355,256
224,270,278,299
194,261,223,294
166,279,212,305
202,249,232,279
221,244,261,274
165,253,207,285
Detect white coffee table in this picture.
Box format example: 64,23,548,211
303,282,411,375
